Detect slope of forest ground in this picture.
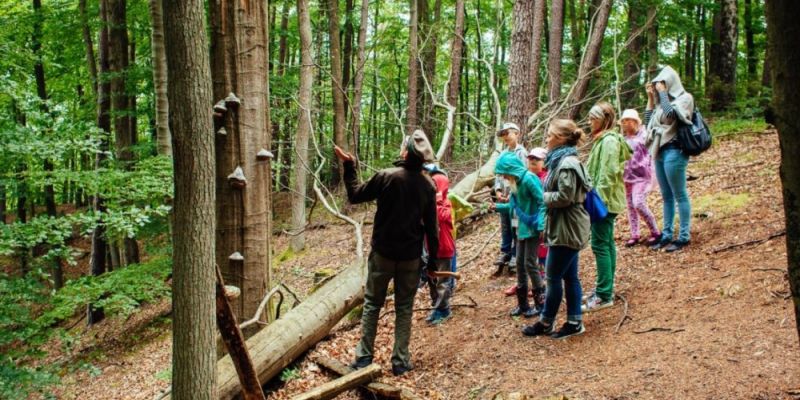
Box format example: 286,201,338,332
49,127,799,400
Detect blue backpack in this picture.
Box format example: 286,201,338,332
584,188,609,224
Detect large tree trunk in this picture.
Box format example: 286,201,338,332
744,0,756,92
506,0,534,132
708,0,738,111
150,0,172,157
764,0,800,345
528,0,546,118
210,0,272,328
215,261,365,399
547,0,565,104
342,0,355,123
291,0,314,252
276,0,291,192
646,5,658,79
442,0,465,163
622,0,646,106
163,0,217,397
88,0,112,325
328,0,347,186
406,0,420,135
419,0,443,141
566,0,612,120
349,0,370,163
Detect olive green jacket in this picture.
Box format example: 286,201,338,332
543,156,591,250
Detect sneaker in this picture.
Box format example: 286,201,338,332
581,288,596,302
493,253,512,266
425,309,440,323
551,321,586,340
522,321,554,337
349,357,373,370
391,362,414,376
645,233,660,246
504,285,518,296
507,256,517,275
509,306,537,318
650,235,671,251
430,309,451,325
665,240,690,253
582,293,614,313
625,237,640,247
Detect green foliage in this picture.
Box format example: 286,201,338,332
280,366,301,382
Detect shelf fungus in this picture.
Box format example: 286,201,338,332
224,92,241,109
227,166,247,189
229,251,244,261
256,148,274,161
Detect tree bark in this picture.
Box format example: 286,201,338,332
419,0,443,141
210,0,272,328
621,0,645,105
163,0,218,397
349,0,370,163
764,0,800,345
646,5,658,79
342,0,355,122
150,0,172,156
442,0,465,162
529,0,546,117
328,0,348,186
744,0,756,85
291,0,314,252
276,0,291,192
708,0,738,111
406,0,420,135
89,0,112,325
506,0,534,132
548,0,565,104
567,0,612,120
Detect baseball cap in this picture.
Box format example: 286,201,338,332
620,109,641,124
528,147,547,160
496,122,520,136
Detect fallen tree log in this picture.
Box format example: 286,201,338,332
216,260,365,399
315,357,423,400
290,363,381,400
450,151,501,201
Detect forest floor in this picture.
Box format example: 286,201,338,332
50,127,800,400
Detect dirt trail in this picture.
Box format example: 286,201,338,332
54,130,799,400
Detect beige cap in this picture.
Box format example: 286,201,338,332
620,109,641,124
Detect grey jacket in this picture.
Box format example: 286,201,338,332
543,156,591,250
645,66,694,158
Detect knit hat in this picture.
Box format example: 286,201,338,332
620,109,641,124
528,147,547,160
402,130,435,163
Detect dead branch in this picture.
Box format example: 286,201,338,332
633,327,685,334
460,226,501,268
710,230,786,254
752,268,786,273
290,363,381,400
315,357,423,400
614,293,631,334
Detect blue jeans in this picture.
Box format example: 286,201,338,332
654,147,691,242
500,212,516,256
448,251,457,290
541,246,583,324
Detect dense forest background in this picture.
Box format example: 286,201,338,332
0,0,781,398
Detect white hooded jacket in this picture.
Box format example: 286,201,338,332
645,66,694,157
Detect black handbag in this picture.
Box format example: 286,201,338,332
676,107,712,156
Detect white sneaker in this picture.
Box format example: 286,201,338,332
582,293,614,313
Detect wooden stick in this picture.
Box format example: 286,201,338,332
215,266,266,400
315,357,423,400
290,363,381,400
428,270,462,280
614,293,631,334
711,230,786,254
460,226,500,268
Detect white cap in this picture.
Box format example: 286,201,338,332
528,147,547,160
496,122,521,136
620,109,641,124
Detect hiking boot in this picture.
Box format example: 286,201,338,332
391,362,414,376
350,357,373,370
507,256,517,275
430,309,452,325
493,253,512,266
510,288,535,318
582,293,614,313
532,286,546,310
551,321,586,340
665,240,690,253
504,285,518,297
522,321,554,337
650,234,671,251
625,237,640,247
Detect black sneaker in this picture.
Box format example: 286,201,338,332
493,253,512,266
509,306,537,318
665,240,690,253
349,357,373,370
650,235,671,251
521,321,554,337
391,362,414,376
551,321,585,340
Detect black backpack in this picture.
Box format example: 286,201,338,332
676,107,712,156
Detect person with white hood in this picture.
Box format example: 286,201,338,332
645,66,694,253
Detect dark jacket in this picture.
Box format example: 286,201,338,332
343,159,439,261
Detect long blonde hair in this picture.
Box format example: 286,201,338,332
548,119,585,147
